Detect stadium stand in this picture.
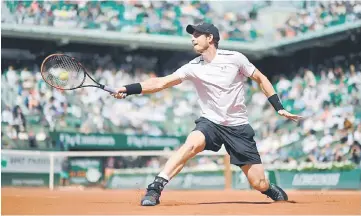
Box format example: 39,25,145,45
2,1,361,41
2,50,361,166
275,1,361,39
1,0,264,41
1,1,361,169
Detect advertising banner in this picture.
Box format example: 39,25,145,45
1,153,64,173
1,173,60,187
106,170,225,190
275,169,361,189
50,132,186,150
69,158,103,185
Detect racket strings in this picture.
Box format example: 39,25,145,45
47,59,68,87
41,55,86,90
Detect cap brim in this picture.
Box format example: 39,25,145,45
186,25,196,34
186,24,208,35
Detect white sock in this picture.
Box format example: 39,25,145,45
157,172,170,181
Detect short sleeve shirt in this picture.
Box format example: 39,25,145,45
173,49,256,126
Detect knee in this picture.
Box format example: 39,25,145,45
180,142,204,155
178,131,206,155
249,178,269,192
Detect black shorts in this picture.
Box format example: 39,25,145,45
193,117,262,167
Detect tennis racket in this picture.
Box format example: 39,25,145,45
40,54,117,94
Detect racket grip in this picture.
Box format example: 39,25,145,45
103,86,117,94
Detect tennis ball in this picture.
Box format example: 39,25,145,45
59,71,69,81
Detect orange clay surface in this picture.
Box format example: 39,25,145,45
2,188,361,215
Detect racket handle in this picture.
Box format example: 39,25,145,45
103,85,117,94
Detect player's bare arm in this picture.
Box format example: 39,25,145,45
250,69,302,122
112,73,182,99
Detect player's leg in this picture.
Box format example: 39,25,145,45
240,164,269,191
140,131,206,206
141,117,222,206
240,163,288,201
220,124,288,201
162,130,207,179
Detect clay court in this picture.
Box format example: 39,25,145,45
2,188,360,215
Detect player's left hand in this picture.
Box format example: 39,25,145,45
277,109,303,122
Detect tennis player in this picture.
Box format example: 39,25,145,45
112,23,302,206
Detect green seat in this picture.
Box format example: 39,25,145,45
26,114,41,125
64,117,82,128
279,140,305,159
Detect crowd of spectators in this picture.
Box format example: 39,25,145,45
257,62,361,166
2,1,361,42
2,1,361,168
275,1,361,39
1,0,263,42
2,51,361,166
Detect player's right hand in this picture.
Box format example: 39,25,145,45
111,87,127,99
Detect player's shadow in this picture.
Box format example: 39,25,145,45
198,201,272,205
198,200,297,205
160,200,298,206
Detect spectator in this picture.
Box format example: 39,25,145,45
349,141,361,165
354,124,361,143
12,105,26,138
2,106,14,125
4,65,19,87
28,130,37,148
60,158,70,186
